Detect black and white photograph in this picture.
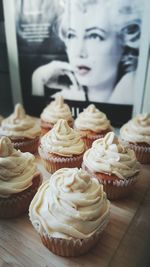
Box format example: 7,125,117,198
5,0,145,125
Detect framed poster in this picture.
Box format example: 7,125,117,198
3,0,149,127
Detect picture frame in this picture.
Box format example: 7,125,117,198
3,0,149,127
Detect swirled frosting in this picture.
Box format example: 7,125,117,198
40,95,73,124
29,167,110,239
74,104,111,132
0,104,41,139
83,132,140,179
120,113,150,145
40,119,85,157
0,136,39,198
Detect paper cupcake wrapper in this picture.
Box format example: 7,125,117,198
0,174,42,219
82,163,139,200
127,143,150,164
12,136,40,154
75,127,112,150
81,134,105,150
39,215,110,257
101,176,138,200
41,127,52,136
39,147,84,173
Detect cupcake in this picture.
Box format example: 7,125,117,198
82,132,140,200
29,167,110,256
0,136,42,218
40,95,74,135
0,103,41,153
38,119,86,173
120,113,150,164
74,104,112,149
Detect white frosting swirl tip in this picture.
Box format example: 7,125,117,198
0,137,14,157
55,95,64,107
13,103,26,121
54,119,70,134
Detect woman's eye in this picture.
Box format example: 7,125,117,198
67,32,76,39
86,33,105,41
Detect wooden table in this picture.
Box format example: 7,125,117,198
0,160,150,267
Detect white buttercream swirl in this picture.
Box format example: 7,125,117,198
83,132,140,179
40,119,85,157
120,113,150,145
74,104,111,132
0,103,41,139
0,136,39,197
40,95,73,124
29,167,110,239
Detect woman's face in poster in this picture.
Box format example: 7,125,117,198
65,2,123,88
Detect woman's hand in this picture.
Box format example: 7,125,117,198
32,60,77,96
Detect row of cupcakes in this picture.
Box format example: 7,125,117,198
40,95,150,164
0,96,111,153
0,96,150,165
0,133,140,256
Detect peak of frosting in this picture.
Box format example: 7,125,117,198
102,132,126,153
54,119,71,135
103,132,118,146
136,113,150,126
86,104,97,113
62,168,90,193
13,103,26,121
55,95,64,107
93,132,125,156
0,137,14,157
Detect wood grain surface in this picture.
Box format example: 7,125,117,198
0,159,150,267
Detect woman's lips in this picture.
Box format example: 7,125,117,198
76,65,91,76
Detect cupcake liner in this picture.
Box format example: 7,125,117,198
79,129,111,149
0,174,42,219
82,164,139,200
101,176,138,200
40,122,53,136
81,134,105,150
41,127,52,136
39,215,109,257
128,143,150,164
11,136,40,154
97,175,138,200
39,147,84,173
